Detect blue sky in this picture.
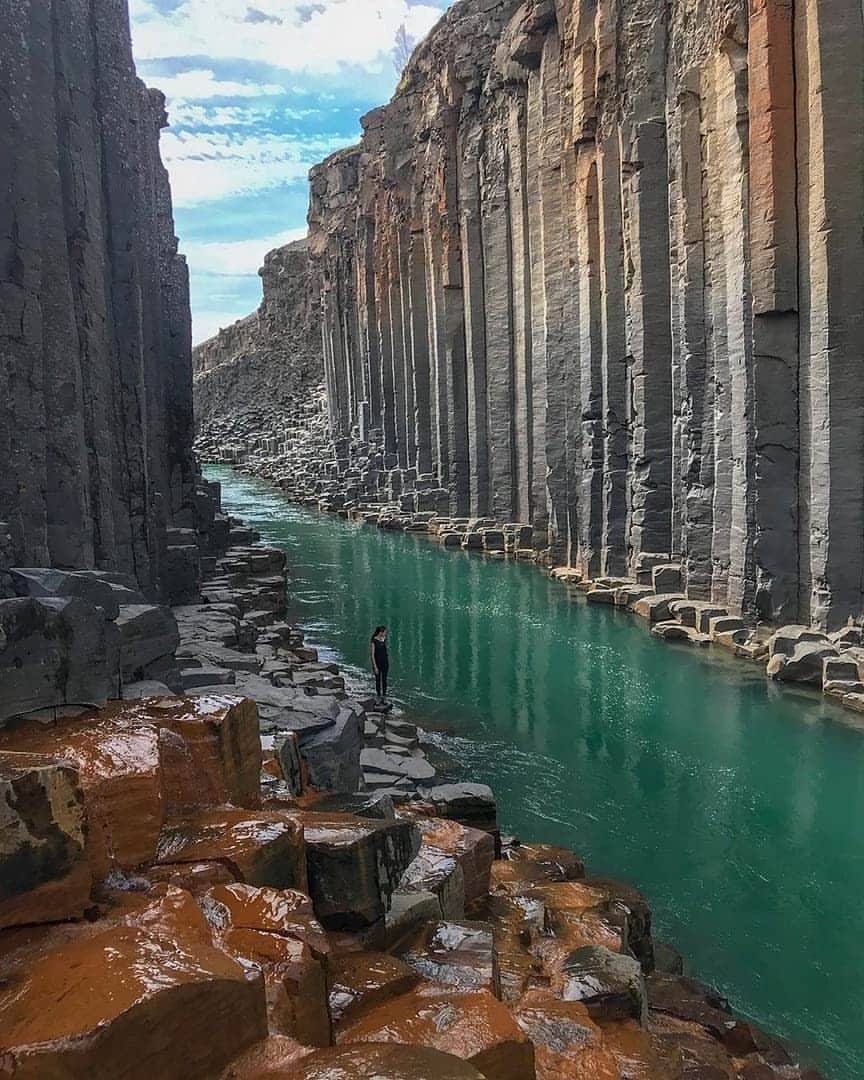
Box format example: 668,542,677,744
130,0,450,343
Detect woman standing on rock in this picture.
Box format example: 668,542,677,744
370,626,389,703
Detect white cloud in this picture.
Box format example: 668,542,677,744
147,67,284,99
185,227,308,275
193,309,253,344
160,128,351,205
131,0,443,76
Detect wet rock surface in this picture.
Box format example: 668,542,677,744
0,512,825,1080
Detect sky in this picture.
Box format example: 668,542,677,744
129,0,450,344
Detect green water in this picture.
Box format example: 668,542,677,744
210,466,864,1078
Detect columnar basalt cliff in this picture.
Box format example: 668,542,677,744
193,238,324,450
309,0,864,631
0,0,196,594
0,0,224,720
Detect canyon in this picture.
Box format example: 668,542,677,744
200,0,864,631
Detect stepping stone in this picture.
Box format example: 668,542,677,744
328,951,420,1028
360,748,436,784
512,990,616,1077
179,665,236,689
419,783,498,833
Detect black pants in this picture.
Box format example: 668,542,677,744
375,666,389,697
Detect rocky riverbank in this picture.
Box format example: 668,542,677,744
196,398,864,733
0,481,825,1078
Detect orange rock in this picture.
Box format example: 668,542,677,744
413,817,495,904
0,885,268,1080
513,991,621,1080
477,893,546,1004
222,926,331,1047
495,841,585,887
152,693,262,810
339,983,536,1080
538,881,629,963
205,882,316,924
0,711,163,880
0,751,91,929
278,1043,489,1078
599,1019,684,1079
329,951,421,1028
156,808,307,891
397,920,499,996
262,752,283,780
201,883,331,1046
147,859,238,895
219,1034,310,1078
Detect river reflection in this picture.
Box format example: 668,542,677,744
210,466,863,1079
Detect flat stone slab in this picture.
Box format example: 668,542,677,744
360,748,436,783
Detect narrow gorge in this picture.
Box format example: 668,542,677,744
242,0,862,631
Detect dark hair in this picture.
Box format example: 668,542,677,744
371,625,386,641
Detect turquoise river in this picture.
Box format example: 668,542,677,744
210,466,864,1079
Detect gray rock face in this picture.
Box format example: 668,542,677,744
9,569,121,620
300,705,363,793
192,239,323,463
291,0,864,630
0,0,197,598
0,597,120,720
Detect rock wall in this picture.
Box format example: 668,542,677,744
0,0,196,596
309,0,864,630
193,238,323,453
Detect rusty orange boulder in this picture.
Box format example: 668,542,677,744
397,920,499,996
149,693,262,809
0,886,267,1080
339,984,535,1080
156,808,307,892
280,1043,489,1078
201,882,331,1046
0,695,263,885
0,710,163,880
328,951,420,1029
0,752,91,930
407,817,495,905
512,990,621,1080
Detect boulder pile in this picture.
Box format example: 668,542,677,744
0,521,825,1079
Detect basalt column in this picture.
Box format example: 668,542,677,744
308,0,864,627
0,0,196,593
